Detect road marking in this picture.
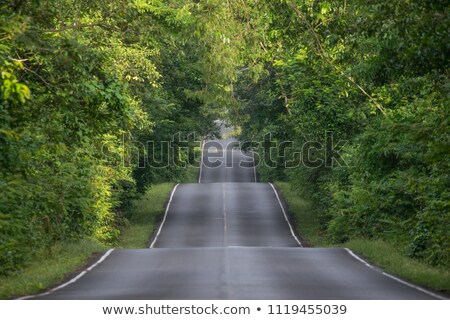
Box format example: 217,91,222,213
252,151,257,183
17,248,115,300
345,248,446,300
149,184,180,248
269,183,303,247
222,183,228,246
198,140,205,183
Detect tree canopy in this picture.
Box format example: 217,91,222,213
1,0,448,274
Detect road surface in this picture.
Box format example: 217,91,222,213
33,131,442,299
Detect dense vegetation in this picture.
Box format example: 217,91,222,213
0,0,233,275
1,0,448,276
231,0,449,267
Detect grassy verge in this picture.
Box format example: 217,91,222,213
118,182,176,248
1,164,199,299
275,182,326,246
0,182,177,299
118,161,199,248
0,239,107,299
274,181,450,293
180,162,200,184
345,239,450,292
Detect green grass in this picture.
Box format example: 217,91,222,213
275,181,327,246
274,181,450,294
0,165,198,299
0,239,107,299
118,182,176,248
344,239,450,293
180,161,200,184
118,162,199,248
0,182,181,298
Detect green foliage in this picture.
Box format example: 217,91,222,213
1,0,448,277
0,0,226,275
232,0,450,267
328,86,450,266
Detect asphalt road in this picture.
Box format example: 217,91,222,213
35,248,437,300
200,138,256,183
152,183,299,248
34,135,442,299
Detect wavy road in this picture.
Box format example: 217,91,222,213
33,131,442,299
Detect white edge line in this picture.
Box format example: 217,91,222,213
252,150,257,183
345,248,446,300
198,140,205,183
17,248,115,300
222,183,228,245
269,182,303,247
149,184,180,248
